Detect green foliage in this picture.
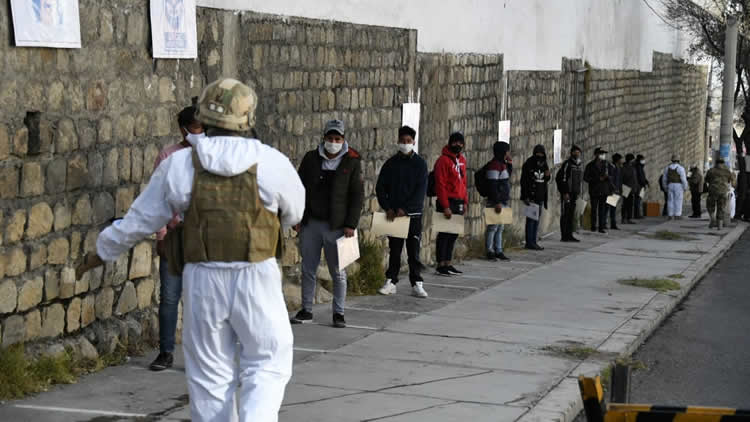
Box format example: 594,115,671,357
541,344,597,360
347,238,385,296
0,344,76,400
618,277,681,292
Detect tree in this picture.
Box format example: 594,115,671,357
654,0,750,154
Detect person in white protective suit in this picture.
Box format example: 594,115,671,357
661,154,688,219
76,78,305,421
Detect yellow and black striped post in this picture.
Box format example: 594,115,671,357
578,375,605,422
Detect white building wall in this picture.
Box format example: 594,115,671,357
196,0,694,71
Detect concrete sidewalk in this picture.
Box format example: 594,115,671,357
0,217,745,422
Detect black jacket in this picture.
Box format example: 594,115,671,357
520,145,550,208
298,146,365,229
487,142,512,206
584,159,614,197
622,161,640,194
556,158,583,196
636,163,649,188
611,162,623,194
376,152,428,215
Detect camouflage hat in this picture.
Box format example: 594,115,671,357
195,78,258,132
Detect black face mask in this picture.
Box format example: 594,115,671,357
450,145,463,154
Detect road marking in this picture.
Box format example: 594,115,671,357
345,306,420,316
422,282,479,290
294,347,329,353
12,405,148,418
130,366,183,374
311,322,379,331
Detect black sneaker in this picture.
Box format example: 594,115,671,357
436,266,453,277
610,225,620,230
598,229,608,234
332,313,346,328
149,352,173,371
446,265,463,275
486,253,497,262
495,252,510,261
290,309,313,324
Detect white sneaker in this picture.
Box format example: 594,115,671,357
378,279,397,295
412,282,428,298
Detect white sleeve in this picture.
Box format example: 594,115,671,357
96,150,194,261
257,148,306,229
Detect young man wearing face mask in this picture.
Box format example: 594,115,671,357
584,147,614,233
292,120,365,328
434,131,469,276
148,102,203,371
556,145,583,242
521,145,551,250
634,154,649,218
609,153,623,230
621,153,640,224
485,141,513,260
376,126,429,297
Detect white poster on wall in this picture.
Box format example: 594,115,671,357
10,0,81,48
553,129,563,164
151,0,198,59
499,120,510,144
401,103,421,153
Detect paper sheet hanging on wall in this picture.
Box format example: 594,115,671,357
151,0,198,59
499,121,511,144
553,129,563,165
10,0,82,48
401,103,421,153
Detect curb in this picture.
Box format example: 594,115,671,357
515,222,749,422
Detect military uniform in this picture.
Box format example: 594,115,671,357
705,162,736,229
80,79,306,421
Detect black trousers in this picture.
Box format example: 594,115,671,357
623,193,635,221
560,195,577,240
590,195,608,231
436,199,464,263
609,203,618,227
690,189,702,216
662,191,668,216
386,216,423,285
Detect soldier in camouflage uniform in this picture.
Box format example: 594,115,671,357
705,158,736,230
77,78,306,421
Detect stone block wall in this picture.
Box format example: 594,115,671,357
0,1,708,353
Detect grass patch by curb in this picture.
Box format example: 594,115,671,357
640,230,697,241
667,273,685,279
346,238,385,296
676,249,703,255
541,344,597,360
618,277,681,292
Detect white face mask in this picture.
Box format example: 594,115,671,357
397,143,414,154
575,158,582,165
324,141,344,155
640,160,646,165
185,130,206,146
598,154,606,161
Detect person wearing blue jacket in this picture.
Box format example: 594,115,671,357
376,126,429,298
485,141,512,261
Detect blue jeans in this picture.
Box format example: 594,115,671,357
525,202,543,247
159,257,183,354
485,224,505,254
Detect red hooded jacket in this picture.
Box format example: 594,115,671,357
434,146,468,209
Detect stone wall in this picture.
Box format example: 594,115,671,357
0,1,708,354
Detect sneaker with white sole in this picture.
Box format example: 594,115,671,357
378,279,397,295
411,282,428,298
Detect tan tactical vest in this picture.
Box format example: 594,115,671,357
181,150,281,265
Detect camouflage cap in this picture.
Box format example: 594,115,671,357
196,78,258,132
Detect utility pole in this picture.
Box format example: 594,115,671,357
719,6,740,167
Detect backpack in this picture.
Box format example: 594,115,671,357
474,162,492,197
426,171,436,197
667,167,681,184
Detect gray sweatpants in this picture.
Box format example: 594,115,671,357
300,219,347,314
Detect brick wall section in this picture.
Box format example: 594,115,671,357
0,1,707,353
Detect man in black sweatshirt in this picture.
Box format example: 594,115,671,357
584,147,614,233
556,145,583,242
376,126,429,298
520,144,550,250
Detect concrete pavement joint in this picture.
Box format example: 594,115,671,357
360,401,461,422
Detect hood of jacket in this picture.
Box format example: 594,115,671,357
441,145,463,160
193,136,272,177
533,144,547,158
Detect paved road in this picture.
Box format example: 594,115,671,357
629,230,750,408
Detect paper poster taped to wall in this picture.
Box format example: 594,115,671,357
401,103,421,153
10,0,82,48
553,129,563,164
499,120,510,144
151,0,198,59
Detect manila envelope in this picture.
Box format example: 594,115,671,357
371,212,410,239
431,210,465,235
484,207,513,225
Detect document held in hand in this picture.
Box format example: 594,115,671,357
484,207,513,225
621,185,632,198
639,187,646,199
524,203,540,221
336,230,360,271
606,194,621,207
576,199,587,217
431,210,465,235
371,212,410,239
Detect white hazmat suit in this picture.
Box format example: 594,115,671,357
97,136,305,421
661,163,688,217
